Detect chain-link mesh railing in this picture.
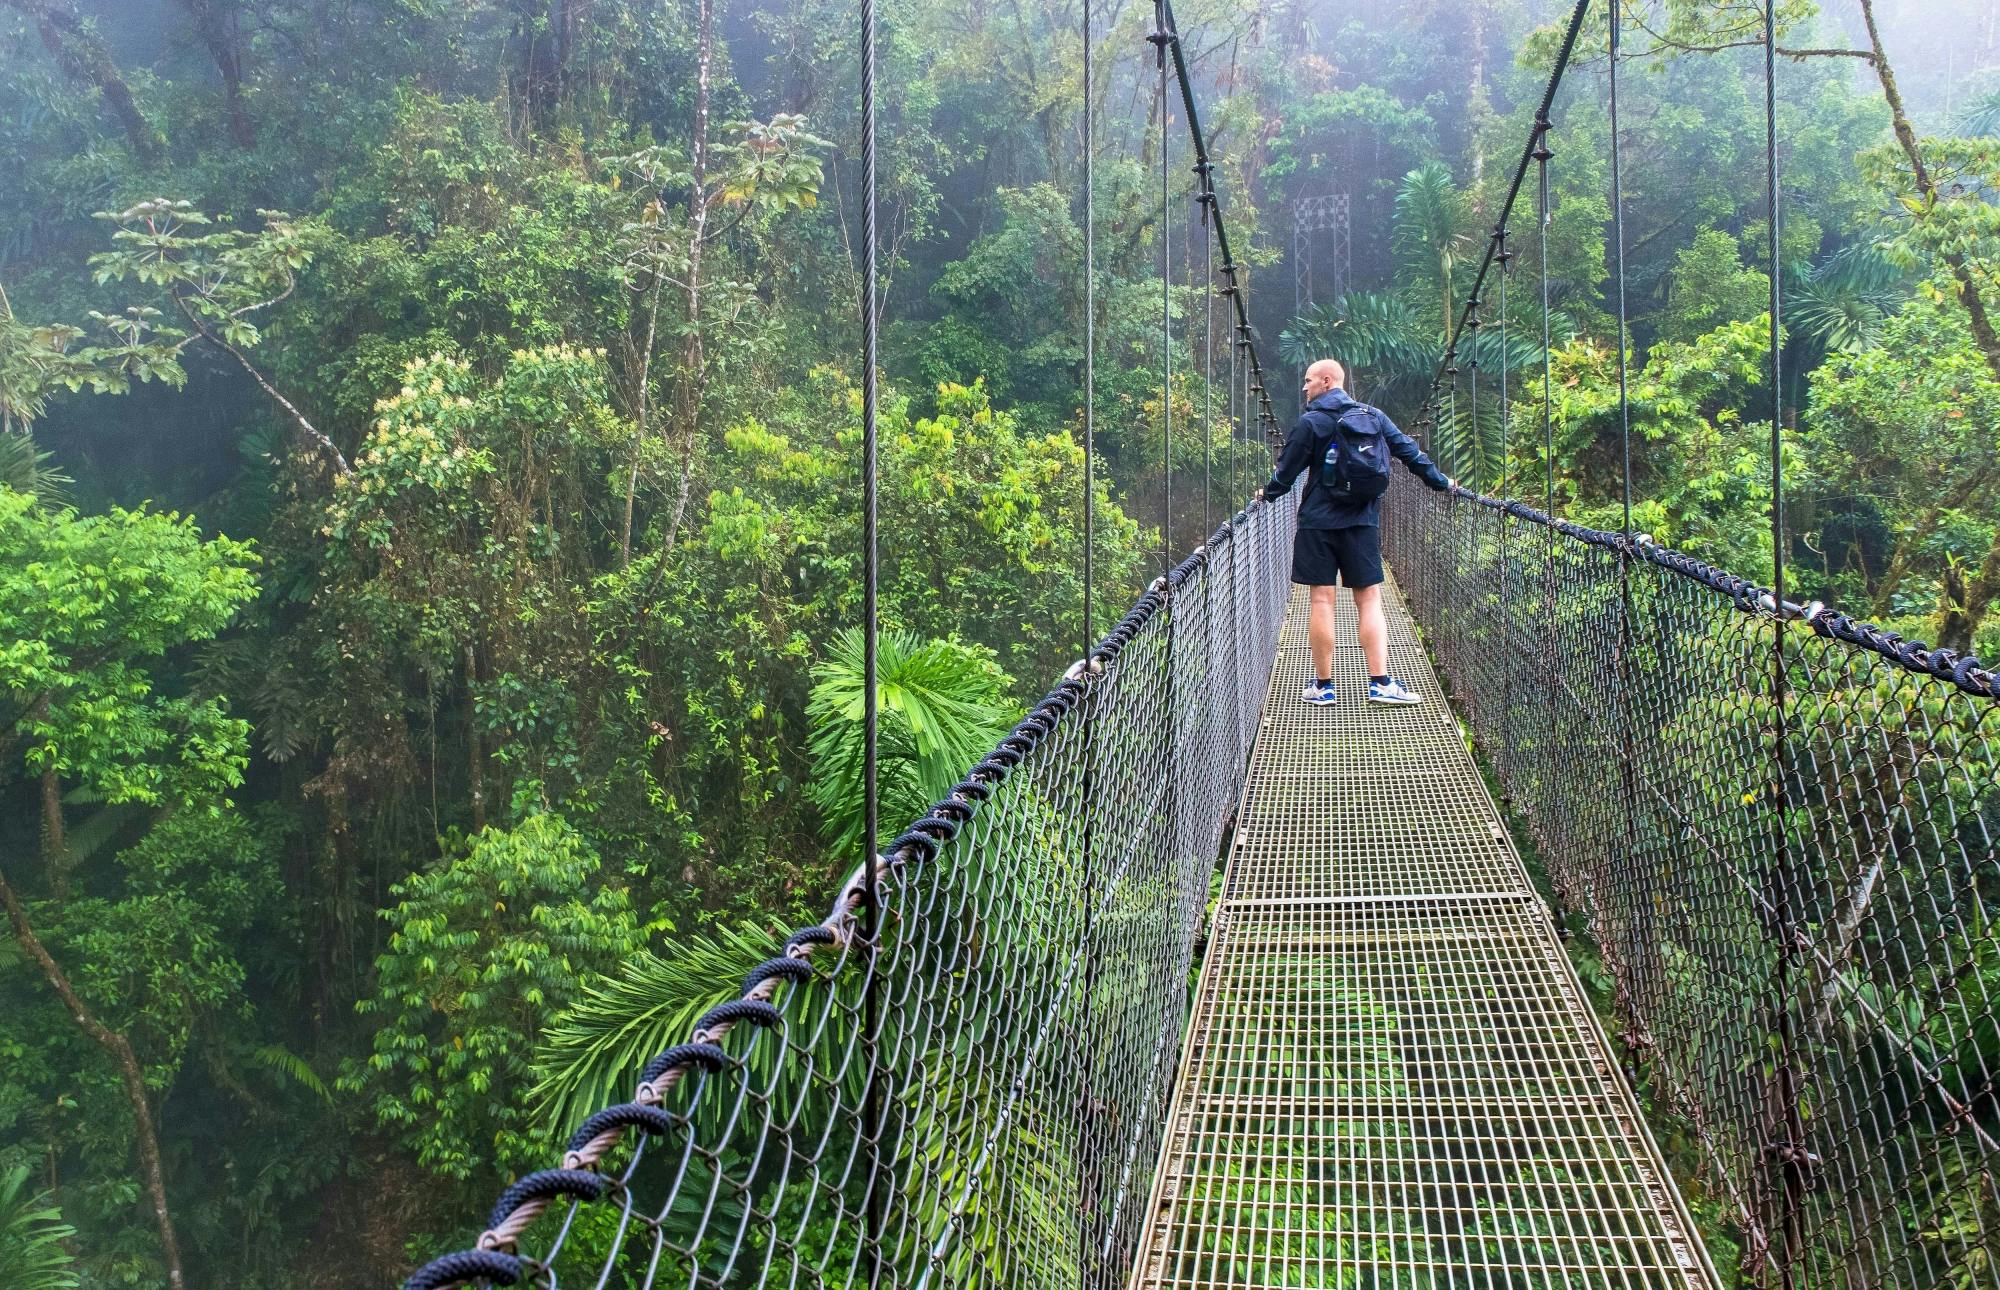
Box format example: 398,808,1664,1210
1385,480,2000,1288
404,495,1296,1290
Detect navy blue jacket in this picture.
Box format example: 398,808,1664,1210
1262,389,1449,529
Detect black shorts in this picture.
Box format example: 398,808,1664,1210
1291,524,1383,588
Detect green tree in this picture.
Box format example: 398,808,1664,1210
344,814,646,1182
0,486,258,1290
1807,289,2000,649
1524,318,1788,577
1392,160,1475,337
1658,228,1771,344
82,199,341,471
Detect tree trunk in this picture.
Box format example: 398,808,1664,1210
1869,463,1993,618
464,644,487,832
514,0,565,135
1467,0,1489,188
40,764,68,897
1857,0,2000,384
662,0,714,554
184,0,256,147
33,695,69,897
0,861,186,1290
619,271,666,566
178,302,352,477
8,0,164,164
175,0,255,148
1938,532,2000,654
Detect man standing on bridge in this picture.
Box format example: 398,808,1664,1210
1262,358,1452,706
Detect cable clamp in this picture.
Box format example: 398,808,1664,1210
1761,1140,1824,1173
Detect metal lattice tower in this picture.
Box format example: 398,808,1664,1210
1292,192,1351,319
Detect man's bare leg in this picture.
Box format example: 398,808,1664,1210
1310,583,1339,684
1353,582,1387,679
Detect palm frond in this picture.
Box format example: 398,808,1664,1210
249,1044,332,1103
807,628,1018,859
1457,325,1547,383
1282,293,1439,375
0,433,72,507
1428,384,1511,491
1788,243,1906,354
530,919,793,1138
1392,162,1472,302
0,1167,78,1290
1958,88,2000,137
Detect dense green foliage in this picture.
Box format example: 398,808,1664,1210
0,0,1993,1283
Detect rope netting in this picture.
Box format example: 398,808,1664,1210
1386,484,2000,1287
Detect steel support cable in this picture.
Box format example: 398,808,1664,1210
1762,4,1809,1280
1074,2,1105,1279
1145,25,1183,1208
1497,228,1513,782
1202,199,1214,540
1157,0,1279,446
1415,0,1592,430
859,0,883,1272
1083,0,1095,657
1430,477,2000,694
1152,0,1172,575
1605,0,1652,1075
1536,111,1556,682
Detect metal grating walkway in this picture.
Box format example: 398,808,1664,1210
1130,579,1720,1289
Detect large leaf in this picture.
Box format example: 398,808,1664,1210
807,628,1019,859
530,919,795,1138
0,1167,78,1290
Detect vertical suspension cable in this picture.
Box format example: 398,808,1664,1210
1537,116,1554,518
1468,313,1480,487
858,0,881,1277
1203,193,1214,540
1229,300,1239,507
1498,240,1510,492
1763,0,1804,1279
1608,0,1633,538
1083,0,1095,655
1497,229,1512,777
1156,5,1173,575
1075,5,1104,1282
1605,0,1651,1096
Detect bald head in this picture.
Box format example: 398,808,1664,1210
1303,359,1345,401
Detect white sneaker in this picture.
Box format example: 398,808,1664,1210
1367,678,1422,705
1301,680,1336,706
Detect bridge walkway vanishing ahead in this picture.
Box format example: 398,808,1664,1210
1130,578,1722,1289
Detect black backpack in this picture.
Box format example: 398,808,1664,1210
1318,403,1393,501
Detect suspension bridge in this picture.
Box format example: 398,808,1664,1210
398,0,2000,1285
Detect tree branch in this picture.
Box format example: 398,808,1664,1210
173,297,352,477
0,858,186,1289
